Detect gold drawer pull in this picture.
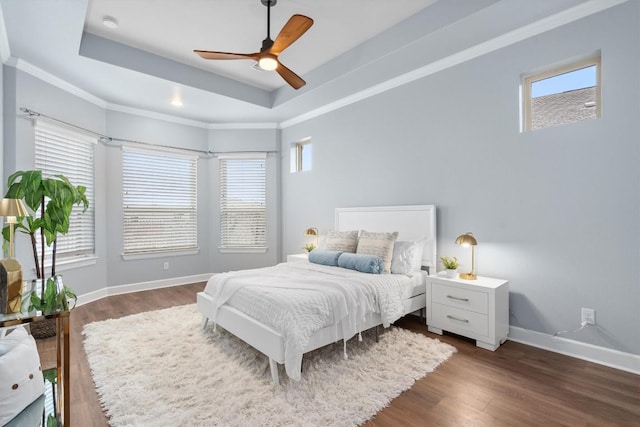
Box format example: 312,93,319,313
447,315,469,323
447,295,469,302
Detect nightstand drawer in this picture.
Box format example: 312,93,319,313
431,302,489,337
431,283,488,314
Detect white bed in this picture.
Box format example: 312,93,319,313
197,204,437,383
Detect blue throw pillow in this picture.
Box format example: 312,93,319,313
337,252,384,274
308,249,343,267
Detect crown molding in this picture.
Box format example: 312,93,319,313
9,57,107,107
208,122,279,130
106,102,210,128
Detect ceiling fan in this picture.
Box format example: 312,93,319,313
194,0,313,90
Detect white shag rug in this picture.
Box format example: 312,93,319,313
83,304,456,427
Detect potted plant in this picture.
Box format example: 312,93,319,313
303,243,316,253
2,170,88,315
440,256,459,278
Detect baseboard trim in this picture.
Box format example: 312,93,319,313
508,326,640,375
76,273,213,307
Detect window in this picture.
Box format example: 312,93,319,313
122,146,198,255
219,154,266,251
35,121,95,264
523,56,600,131
290,139,312,172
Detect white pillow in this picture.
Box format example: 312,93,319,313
391,240,425,275
356,231,399,273
0,326,29,356
0,328,45,426
324,230,359,253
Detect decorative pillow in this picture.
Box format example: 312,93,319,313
391,240,425,275
0,327,45,426
337,253,384,274
324,230,359,253
308,249,343,267
0,326,28,356
356,230,399,273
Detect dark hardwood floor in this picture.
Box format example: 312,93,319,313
36,284,639,426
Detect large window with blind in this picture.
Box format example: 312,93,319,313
219,154,266,251
122,146,198,256
35,121,95,264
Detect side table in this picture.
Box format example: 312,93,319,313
287,253,309,262
426,274,509,351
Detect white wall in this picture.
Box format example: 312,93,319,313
280,2,640,355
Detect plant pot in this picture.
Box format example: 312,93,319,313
28,278,58,339
445,269,458,278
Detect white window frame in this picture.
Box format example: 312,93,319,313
219,153,267,253
522,55,601,132
121,146,198,258
290,138,311,173
34,120,96,269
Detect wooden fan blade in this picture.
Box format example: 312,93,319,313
269,14,313,55
276,61,306,90
194,50,259,61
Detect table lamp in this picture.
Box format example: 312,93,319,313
455,232,478,280
304,227,318,248
0,198,29,313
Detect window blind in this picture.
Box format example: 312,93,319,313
219,154,266,249
122,146,198,255
34,121,95,261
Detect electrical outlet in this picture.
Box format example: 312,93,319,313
163,262,169,270
581,308,595,325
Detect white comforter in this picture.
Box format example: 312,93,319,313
203,262,408,380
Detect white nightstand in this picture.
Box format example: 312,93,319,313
286,253,309,262
426,274,509,351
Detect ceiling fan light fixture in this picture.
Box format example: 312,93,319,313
258,55,278,71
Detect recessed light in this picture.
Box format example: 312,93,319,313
102,16,119,29
170,98,183,107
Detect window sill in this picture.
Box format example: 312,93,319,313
121,248,200,261
35,255,98,276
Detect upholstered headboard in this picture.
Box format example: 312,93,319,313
335,205,437,272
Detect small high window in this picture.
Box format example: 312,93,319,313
522,55,600,131
291,139,312,173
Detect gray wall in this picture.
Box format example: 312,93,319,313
3,68,108,296
280,2,640,354
103,110,212,286
208,128,281,272
1,68,281,293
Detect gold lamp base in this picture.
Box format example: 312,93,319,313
458,272,477,280
0,258,23,313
